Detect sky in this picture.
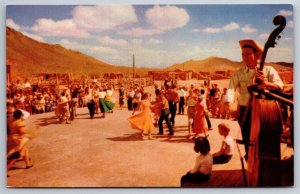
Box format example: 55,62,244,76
6,4,294,68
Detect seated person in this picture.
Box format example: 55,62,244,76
181,136,213,186
213,123,234,164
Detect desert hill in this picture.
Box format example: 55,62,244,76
167,56,293,73
6,27,156,79
166,57,242,72
6,27,293,80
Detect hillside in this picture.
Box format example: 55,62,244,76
166,57,243,73
6,27,155,79
6,27,293,80
167,56,293,74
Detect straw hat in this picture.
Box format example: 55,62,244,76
239,39,264,59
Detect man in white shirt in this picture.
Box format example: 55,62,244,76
227,39,283,159
178,86,186,114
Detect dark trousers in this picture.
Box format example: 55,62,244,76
205,113,211,129
168,101,177,126
238,105,252,158
213,154,232,164
87,101,95,119
127,97,133,111
181,171,210,186
158,109,174,134
178,97,185,114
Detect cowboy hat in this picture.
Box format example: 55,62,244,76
239,39,264,59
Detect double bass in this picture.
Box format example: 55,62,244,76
242,15,292,186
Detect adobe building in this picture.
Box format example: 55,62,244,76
6,59,17,84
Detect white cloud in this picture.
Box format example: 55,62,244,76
72,5,138,32
259,33,269,40
22,31,46,43
203,27,221,33
119,27,163,37
277,9,293,16
183,46,220,58
31,18,91,38
6,19,46,43
287,20,294,28
145,5,190,31
6,19,21,30
193,22,239,34
120,5,190,37
242,24,257,34
284,37,292,41
191,29,201,33
87,46,118,55
222,22,239,31
97,36,128,47
147,38,162,45
59,39,117,55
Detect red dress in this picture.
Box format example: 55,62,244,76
193,102,207,135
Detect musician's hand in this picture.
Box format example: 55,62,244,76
255,70,267,86
255,70,281,90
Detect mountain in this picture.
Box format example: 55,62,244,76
166,56,293,74
166,57,243,73
6,27,293,80
6,27,156,79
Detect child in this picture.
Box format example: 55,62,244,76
180,136,213,186
213,123,234,164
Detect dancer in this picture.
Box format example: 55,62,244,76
156,89,174,135
185,89,197,136
7,110,36,172
128,93,155,140
193,96,207,138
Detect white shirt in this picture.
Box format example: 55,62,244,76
227,65,283,106
178,89,186,97
222,135,234,155
190,153,213,175
98,91,106,99
107,89,113,97
222,93,231,103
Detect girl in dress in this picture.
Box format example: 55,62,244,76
128,93,155,140
212,123,234,164
193,96,208,138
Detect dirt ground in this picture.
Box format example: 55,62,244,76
6,79,293,187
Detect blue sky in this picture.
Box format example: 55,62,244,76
6,4,294,68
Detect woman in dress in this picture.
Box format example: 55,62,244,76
185,89,197,137
193,96,207,138
128,93,155,140
7,110,36,172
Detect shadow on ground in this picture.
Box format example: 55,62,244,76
33,116,60,126
107,133,145,141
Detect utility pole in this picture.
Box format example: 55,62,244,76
133,54,135,79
